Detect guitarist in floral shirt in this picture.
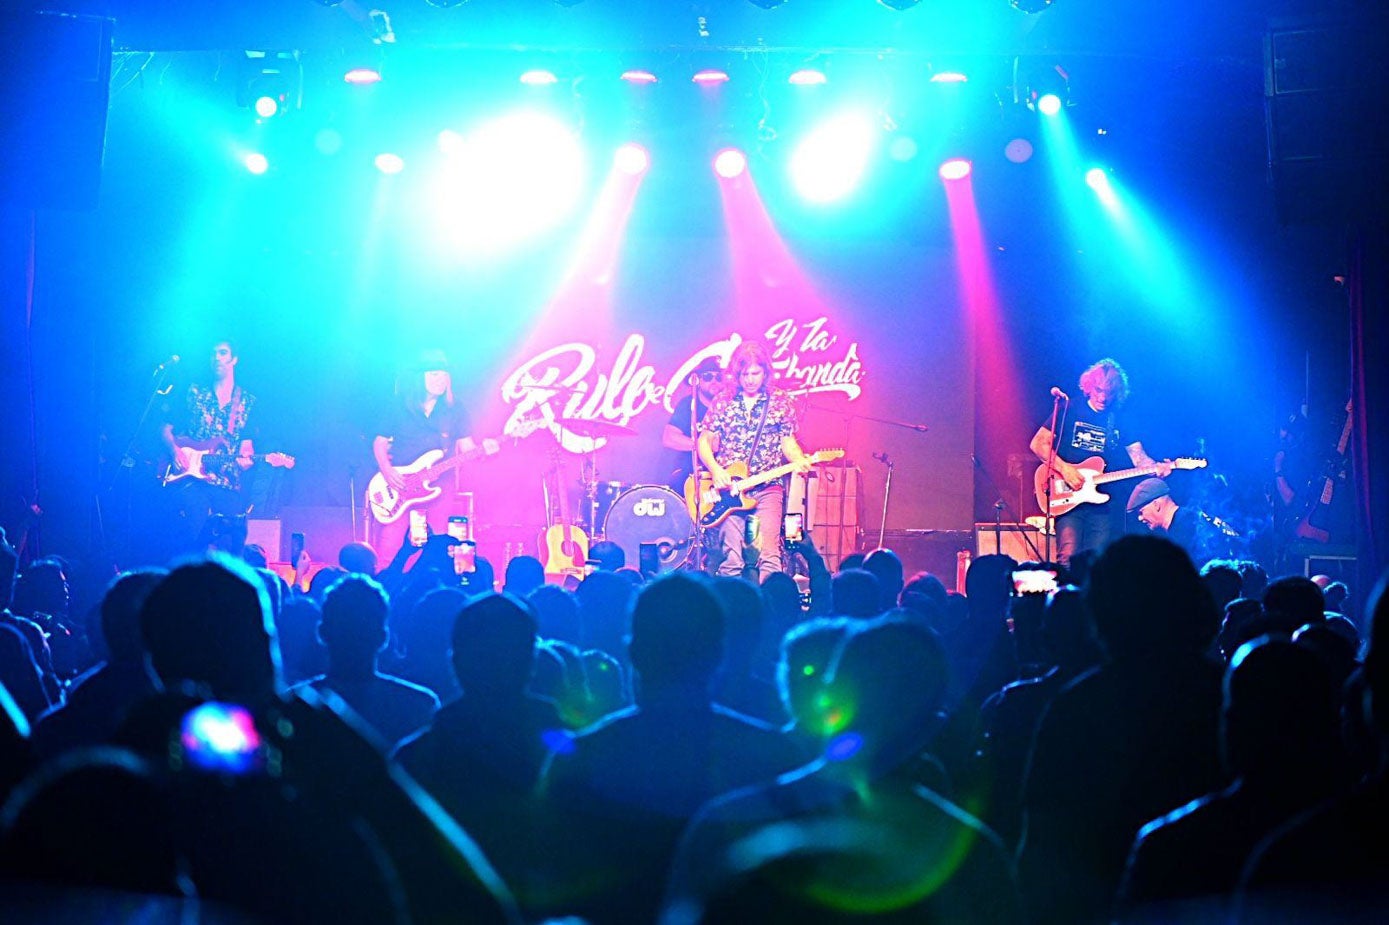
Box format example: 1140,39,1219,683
160,340,259,548
698,340,811,580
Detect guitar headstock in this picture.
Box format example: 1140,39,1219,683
266,453,296,470
505,415,549,441
1175,457,1207,470
811,448,846,464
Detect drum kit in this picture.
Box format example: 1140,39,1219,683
558,417,700,573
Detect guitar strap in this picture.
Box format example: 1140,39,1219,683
746,393,773,479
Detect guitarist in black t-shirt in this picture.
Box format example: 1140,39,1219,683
1029,358,1174,568
370,349,493,557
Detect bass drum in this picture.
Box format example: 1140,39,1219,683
602,485,695,574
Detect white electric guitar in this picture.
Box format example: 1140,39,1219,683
367,418,546,524
1034,455,1207,516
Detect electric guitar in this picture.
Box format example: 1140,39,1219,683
366,418,545,524
162,438,295,486
1033,455,1207,516
685,449,845,528
1294,398,1353,543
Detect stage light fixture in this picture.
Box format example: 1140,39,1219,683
1010,0,1055,12
237,51,301,118
375,153,405,174
938,158,972,181
343,67,381,85
790,113,876,203
1035,93,1062,116
614,143,650,176
621,69,658,84
789,69,827,86
693,69,730,85
520,70,558,86
930,71,969,83
713,148,747,178
243,153,269,175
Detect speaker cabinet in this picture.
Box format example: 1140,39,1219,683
1,12,113,210
974,523,1046,562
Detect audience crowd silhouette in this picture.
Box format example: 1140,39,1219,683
0,519,1383,924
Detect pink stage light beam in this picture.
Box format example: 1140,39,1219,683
941,172,1028,476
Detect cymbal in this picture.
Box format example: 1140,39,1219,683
558,417,638,438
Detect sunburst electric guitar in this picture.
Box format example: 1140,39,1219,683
1033,455,1207,516
685,449,845,528
367,417,545,525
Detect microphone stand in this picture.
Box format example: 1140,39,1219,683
687,377,706,571
872,451,895,550
970,454,1045,562
1043,391,1068,564
800,402,929,561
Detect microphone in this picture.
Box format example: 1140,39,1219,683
1050,386,1069,402
872,451,891,465
153,355,180,375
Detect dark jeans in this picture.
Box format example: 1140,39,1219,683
713,485,785,582
1054,503,1115,568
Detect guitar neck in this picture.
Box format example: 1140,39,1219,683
735,460,801,491
1092,462,1168,486
424,444,487,480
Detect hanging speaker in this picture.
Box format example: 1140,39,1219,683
0,12,113,211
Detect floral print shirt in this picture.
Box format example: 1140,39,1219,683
703,389,799,477
182,384,256,490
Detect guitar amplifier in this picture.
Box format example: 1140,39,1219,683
974,523,1046,563
808,466,861,571
246,518,283,561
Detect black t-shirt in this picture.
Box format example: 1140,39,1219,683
1043,401,1130,469
663,394,713,489
378,399,472,467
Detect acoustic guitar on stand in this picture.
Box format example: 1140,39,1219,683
686,449,845,528
538,457,588,582
162,438,295,486
1033,455,1207,516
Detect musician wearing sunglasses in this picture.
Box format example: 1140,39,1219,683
661,356,726,492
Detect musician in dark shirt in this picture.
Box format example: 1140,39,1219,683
661,356,725,492
370,350,485,557
1028,358,1172,567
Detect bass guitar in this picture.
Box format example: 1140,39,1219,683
685,449,845,528
1033,455,1207,516
1294,398,1353,543
162,439,295,486
366,418,545,525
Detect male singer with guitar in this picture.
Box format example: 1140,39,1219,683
697,341,811,580
371,349,489,557
1029,358,1174,568
160,339,262,550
